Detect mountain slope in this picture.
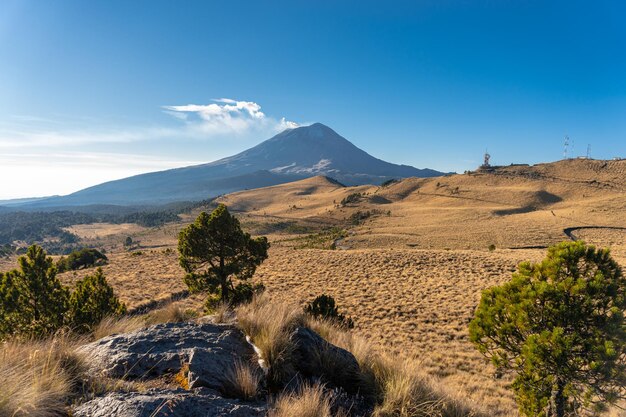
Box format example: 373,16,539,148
216,159,626,258
212,123,440,181
18,123,445,207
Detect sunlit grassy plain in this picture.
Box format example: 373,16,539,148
1,159,625,415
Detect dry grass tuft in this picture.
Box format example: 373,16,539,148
210,301,234,324
222,360,262,400
372,357,483,417
0,332,86,417
94,303,199,341
268,383,332,417
92,315,146,340
236,295,305,385
145,303,197,326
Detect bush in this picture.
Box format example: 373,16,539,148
488,244,496,251
68,268,126,332
304,295,354,329
145,303,198,325
0,244,14,257
92,315,145,340
340,193,362,206
295,228,346,250
56,248,108,273
350,210,373,225
380,179,399,187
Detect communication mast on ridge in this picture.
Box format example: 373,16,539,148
563,135,570,159
586,144,591,159
482,149,491,168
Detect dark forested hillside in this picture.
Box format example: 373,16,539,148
0,209,180,254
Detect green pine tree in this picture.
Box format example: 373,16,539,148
0,245,70,338
0,271,20,337
178,204,269,308
469,241,626,416
68,267,126,332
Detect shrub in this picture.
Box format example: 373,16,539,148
372,357,480,417
381,179,399,187
0,244,14,257
232,282,265,305
470,241,626,416
56,248,107,273
295,228,346,250
68,268,126,332
350,210,373,225
210,301,233,324
304,294,354,329
340,193,362,206
488,244,496,252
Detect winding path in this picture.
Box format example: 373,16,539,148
563,226,626,241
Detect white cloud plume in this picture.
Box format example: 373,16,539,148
0,99,298,150
0,98,300,198
163,98,298,136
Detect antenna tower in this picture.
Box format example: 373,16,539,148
586,144,591,159
483,149,491,168
563,135,569,159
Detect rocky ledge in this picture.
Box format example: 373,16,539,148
74,320,370,417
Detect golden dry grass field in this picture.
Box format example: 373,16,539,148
1,159,625,415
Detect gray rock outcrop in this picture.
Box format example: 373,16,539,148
79,321,256,391
73,388,266,417
74,320,370,416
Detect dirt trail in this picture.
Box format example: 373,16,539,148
564,226,626,241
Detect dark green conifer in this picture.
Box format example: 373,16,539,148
470,241,626,416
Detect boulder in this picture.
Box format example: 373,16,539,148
73,388,266,417
79,322,256,391
291,327,365,396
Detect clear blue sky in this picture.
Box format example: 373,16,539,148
1,0,625,199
